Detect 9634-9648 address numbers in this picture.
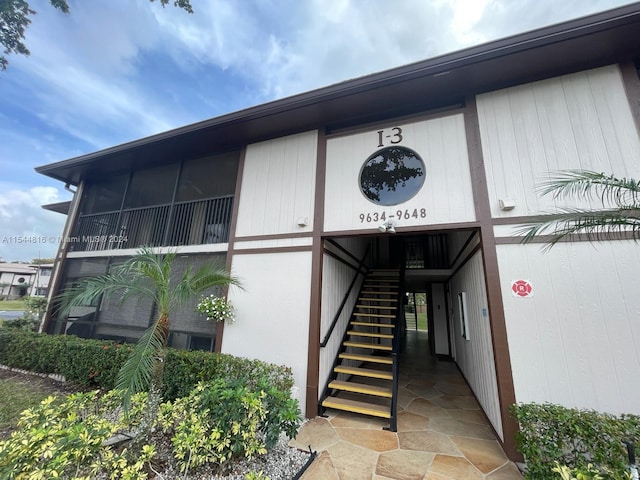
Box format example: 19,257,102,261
359,208,427,223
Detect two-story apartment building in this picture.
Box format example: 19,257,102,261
36,4,640,459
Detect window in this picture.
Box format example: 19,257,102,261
359,146,425,206
458,292,470,341
82,175,128,214
176,152,239,202
123,164,178,208
189,335,214,352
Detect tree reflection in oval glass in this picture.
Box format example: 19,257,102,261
359,146,425,206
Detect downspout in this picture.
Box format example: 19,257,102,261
39,181,84,333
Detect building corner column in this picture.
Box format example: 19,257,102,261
464,96,522,461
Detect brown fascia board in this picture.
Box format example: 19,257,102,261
41,201,71,215
35,3,640,185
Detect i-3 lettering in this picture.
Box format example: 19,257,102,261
376,127,403,147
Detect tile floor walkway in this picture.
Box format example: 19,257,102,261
290,331,522,479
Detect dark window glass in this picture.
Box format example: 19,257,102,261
189,336,214,352
359,146,425,206
176,151,239,202
123,163,178,208
82,175,128,214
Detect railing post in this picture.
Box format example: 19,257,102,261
389,243,406,432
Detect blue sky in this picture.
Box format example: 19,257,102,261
0,0,633,262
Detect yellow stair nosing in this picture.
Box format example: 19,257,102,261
358,297,398,302
350,321,394,328
328,380,392,397
334,366,393,380
357,304,397,310
339,353,393,364
344,341,393,351
354,312,396,318
348,330,394,339
321,397,391,418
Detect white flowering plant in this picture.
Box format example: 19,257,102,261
196,295,235,324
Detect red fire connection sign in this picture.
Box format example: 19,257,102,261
511,279,533,298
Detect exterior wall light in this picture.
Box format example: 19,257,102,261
378,220,396,233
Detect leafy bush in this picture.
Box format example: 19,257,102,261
511,403,640,480
0,390,152,479
553,462,632,480
0,328,295,400
158,377,301,474
161,348,294,400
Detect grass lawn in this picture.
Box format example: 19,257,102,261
417,312,428,331
0,378,52,427
0,300,26,310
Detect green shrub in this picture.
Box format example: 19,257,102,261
158,377,301,474
163,349,295,400
553,462,632,480
511,403,640,480
0,328,295,401
0,390,152,479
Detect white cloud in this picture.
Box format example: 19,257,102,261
0,186,69,262
0,0,634,266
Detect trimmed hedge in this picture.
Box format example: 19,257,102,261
0,328,294,400
511,403,640,479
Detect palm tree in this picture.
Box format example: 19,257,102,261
58,247,241,425
519,170,640,247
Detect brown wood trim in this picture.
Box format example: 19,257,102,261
323,246,366,273
620,61,640,136
322,221,480,237
465,96,521,461
449,243,482,278
325,106,465,139
325,238,363,266
231,245,313,255
492,215,544,225
449,231,479,268
41,181,85,333
306,130,326,418
495,230,639,245
234,232,313,242
216,146,247,352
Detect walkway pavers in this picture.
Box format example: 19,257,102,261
291,331,522,479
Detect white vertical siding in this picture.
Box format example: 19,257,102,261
432,283,449,356
497,241,640,415
318,238,368,393
324,114,475,233
477,65,640,219
235,131,317,237
449,251,503,439
223,251,312,410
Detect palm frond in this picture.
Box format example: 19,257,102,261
115,319,166,413
55,270,157,318
538,170,640,208
517,207,640,248
170,263,243,311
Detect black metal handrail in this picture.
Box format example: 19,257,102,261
388,251,406,432
320,244,370,347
